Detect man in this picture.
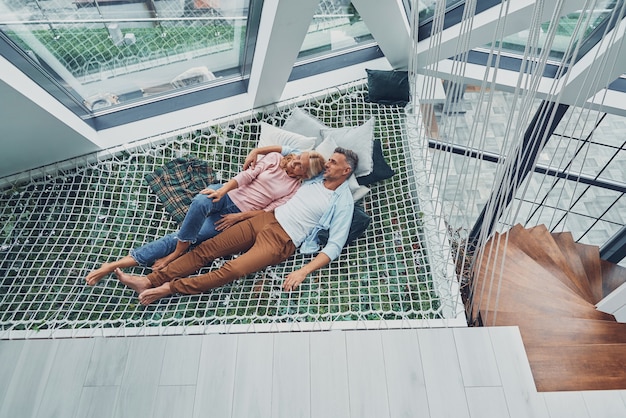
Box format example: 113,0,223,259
115,147,358,305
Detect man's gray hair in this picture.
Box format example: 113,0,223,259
334,147,359,174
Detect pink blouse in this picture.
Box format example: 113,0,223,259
228,152,300,212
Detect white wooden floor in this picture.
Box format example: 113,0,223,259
1,326,625,418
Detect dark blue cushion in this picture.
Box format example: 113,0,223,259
317,205,371,247
366,69,410,106
357,139,395,186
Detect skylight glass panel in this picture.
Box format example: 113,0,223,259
0,0,252,112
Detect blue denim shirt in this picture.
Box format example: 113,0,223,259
298,176,354,261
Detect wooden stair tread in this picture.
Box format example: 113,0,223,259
477,232,602,310
525,343,626,392
485,311,626,345
520,225,595,302
572,241,603,303
551,232,592,290
476,286,612,322
601,259,626,298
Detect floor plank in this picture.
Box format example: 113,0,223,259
113,336,167,418
159,335,202,386
84,337,131,387
345,330,390,418
193,333,238,418
380,329,430,418
454,327,502,387
465,387,510,418
35,338,95,418
542,392,590,418
581,391,626,418
231,333,274,418
418,328,470,418
271,332,311,418
75,386,119,418
0,339,25,408
488,327,549,418
0,339,59,418
310,331,350,418
153,385,196,418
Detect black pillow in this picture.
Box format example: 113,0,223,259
357,140,395,186
317,205,371,247
366,69,410,106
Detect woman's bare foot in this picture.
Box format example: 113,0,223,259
114,268,152,295
85,263,115,285
139,283,173,306
85,256,138,286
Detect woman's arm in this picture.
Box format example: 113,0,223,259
200,178,239,202
243,145,284,169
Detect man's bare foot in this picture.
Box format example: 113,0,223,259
152,253,180,270
85,263,115,286
114,268,152,295
138,283,173,306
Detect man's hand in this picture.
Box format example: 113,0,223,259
283,269,308,292
283,253,331,292
215,213,243,231
215,210,263,231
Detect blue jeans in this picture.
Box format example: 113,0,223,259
131,185,241,266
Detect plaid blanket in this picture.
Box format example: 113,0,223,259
145,155,215,224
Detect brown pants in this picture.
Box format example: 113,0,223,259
147,211,296,294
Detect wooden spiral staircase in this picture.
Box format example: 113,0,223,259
471,224,626,392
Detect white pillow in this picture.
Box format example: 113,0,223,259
314,135,338,160
316,137,370,201
282,108,328,147
320,117,375,177
348,175,370,202
257,122,316,150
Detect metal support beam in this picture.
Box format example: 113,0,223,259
600,225,626,264
468,100,569,247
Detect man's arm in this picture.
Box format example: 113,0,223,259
282,252,331,291
284,184,354,291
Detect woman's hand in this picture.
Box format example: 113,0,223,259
200,187,225,202
243,150,258,170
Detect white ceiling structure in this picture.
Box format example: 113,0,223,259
1,0,625,180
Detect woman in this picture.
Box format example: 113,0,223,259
85,146,326,285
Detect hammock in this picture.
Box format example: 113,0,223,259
0,81,449,338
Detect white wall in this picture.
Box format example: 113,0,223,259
0,56,100,179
